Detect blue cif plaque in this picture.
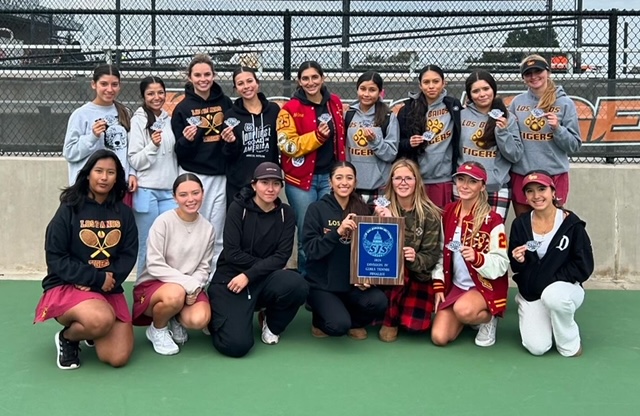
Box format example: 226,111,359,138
351,216,405,286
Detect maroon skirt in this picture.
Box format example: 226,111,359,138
34,284,131,323
438,285,477,311
132,280,209,326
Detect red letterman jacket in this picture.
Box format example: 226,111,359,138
432,201,510,316
276,94,346,190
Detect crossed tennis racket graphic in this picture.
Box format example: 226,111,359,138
79,229,121,258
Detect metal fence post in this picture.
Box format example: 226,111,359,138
115,0,122,66
342,0,351,70
283,10,292,97
606,10,618,164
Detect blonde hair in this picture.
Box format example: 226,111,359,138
385,158,441,224
459,161,492,240
521,54,557,112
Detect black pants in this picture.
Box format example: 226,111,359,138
307,287,388,336
208,269,309,358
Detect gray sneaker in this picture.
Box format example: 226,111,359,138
475,316,498,347
146,325,179,355
168,317,189,344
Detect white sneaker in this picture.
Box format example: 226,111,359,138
168,317,189,344
146,325,179,355
260,314,279,345
475,316,498,347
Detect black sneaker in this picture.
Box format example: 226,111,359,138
55,329,80,370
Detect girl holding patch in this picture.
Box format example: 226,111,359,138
170,53,234,273
431,162,509,348
35,149,138,370
508,54,582,217
276,61,346,275
221,66,281,206
128,76,178,276
458,70,522,219
396,64,462,209
345,71,399,204
63,64,136,201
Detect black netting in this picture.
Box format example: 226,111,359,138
1,1,639,160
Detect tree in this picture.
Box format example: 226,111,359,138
465,27,561,71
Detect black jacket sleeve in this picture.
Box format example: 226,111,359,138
508,217,529,275
221,202,261,271
396,103,415,160
104,205,139,289
552,224,594,284
44,204,106,288
171,104,203,159
301,204,341,261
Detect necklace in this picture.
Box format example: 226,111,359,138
175,210,198,234
532,209,556,239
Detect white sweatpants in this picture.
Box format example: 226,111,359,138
516,281,585,357
179,169,226,277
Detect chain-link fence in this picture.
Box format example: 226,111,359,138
1,1,639,159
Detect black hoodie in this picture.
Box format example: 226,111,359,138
292,86,336,174
211,187,295,285
222,93,281,190
302,193,355,292
171,83,233,175
42,198,138,294
509,210,594,302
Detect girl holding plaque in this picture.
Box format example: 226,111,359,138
302,161,387,340
458,70,522,219
431,162,510,348
128,76,178,276
345,71,399,204
373,158,441,342
34,150,138,370
509,171,593,357
170,53,234,273
395,65,462,209
277,61,347,275
221,67,281,207
132,173,214,356
509,54,582,217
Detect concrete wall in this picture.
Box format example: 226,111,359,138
1,157,638,286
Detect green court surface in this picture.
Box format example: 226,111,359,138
1,280,638,416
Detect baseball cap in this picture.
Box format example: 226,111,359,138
520,58,550,76
253,162,283,181
453,163,487,182
521,172,555,191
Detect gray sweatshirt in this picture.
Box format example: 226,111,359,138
508,86,582,175
135,209,215,294
346,102,399,190
63,102,133,185
459,103,523,192
128,107,178,190
415,90,454,184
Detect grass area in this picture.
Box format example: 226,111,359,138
1,280,639,416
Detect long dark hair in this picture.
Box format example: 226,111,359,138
92,64,130,132
465,70,508,149
356,71,390,128
172,173,204,195
405,65,445,139
60,149,127,211
139,76,166,131
330,161,369,216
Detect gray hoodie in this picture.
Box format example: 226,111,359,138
508,86,581,175
459,103,523,192
346,102,399,190
414,89,455,184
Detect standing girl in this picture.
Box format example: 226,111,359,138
221,67,281,206
458,70,523,219
374,159,441,342
345,71,399,204
63,64,137,195
509,54,582,217
431,162,509,348
35,149,138,370
509,171,593,357
302,161,387,339
277,61,346,274
171,53,233,271
128,76,178,276
133,173,214,356
396,65,461,209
